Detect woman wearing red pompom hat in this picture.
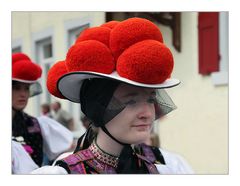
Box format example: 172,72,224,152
32,18,193,174
12,53,73,174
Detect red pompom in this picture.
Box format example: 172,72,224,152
101,21,120,29
46,61,68,99
66,40,115,74
12,53,31,65
75,27,111,47
12,53,42,81
110,17,163,60
117,40,173,84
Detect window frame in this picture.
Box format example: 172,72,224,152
31,28,55,115
211,12,228,86
12,38,23,53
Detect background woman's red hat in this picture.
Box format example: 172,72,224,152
12,53,42,83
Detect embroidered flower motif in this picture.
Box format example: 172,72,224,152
23,144,34,154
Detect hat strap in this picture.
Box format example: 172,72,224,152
101,126,128,146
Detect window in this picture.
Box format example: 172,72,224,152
211,12,228,85
35,37,54,107
12,46,22,53
68,24,90,48
198,12,228,86
31,28,54,115
12,38,23,54
43,43,53,58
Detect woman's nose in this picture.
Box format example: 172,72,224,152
137,102,155,120
19,88,29,97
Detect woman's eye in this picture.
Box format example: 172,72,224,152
125,100,137,105
147,98,157,104
13,86,21,91
25,87,30,91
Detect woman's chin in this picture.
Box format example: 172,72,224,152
126,132,151,145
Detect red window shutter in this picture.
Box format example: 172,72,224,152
198,12,219,75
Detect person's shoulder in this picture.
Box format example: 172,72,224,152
36,115,65,127
12,140,39,174
31,149,94,175
37,115,55,123
159,148,188,163
59,109,72,118
22,112,37,120
36,115,55,127
156,148,194,174
59,108,67,114
60,148,94,165
54,148,94,174
31,165,68,174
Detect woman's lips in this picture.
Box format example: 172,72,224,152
18,99,27,103
132,124,151,131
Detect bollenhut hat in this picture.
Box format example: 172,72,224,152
47,17,180,103
12,53,42,96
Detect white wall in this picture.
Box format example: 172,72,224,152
157,12,228,174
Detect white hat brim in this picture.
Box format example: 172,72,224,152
57,71,180,103
12,78,39,84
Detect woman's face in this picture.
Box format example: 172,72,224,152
12,82,30,111
105,83,156,145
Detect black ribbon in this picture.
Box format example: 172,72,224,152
116,145,149,174
80,78,120,127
